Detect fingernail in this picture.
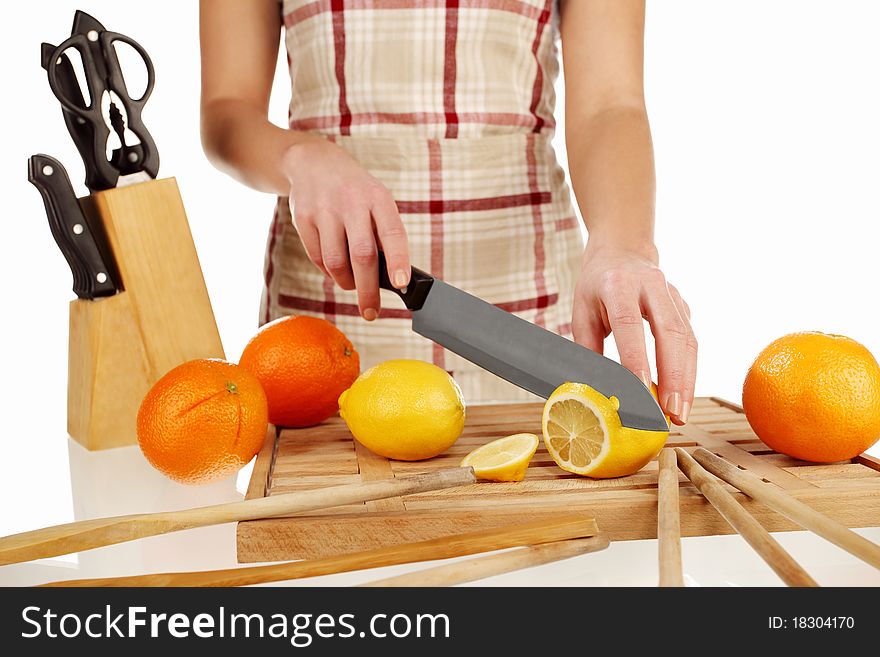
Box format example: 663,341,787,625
679,400,690,424
665,392,682,418
392,269,409,288
363,308,378,321
637,371,652,388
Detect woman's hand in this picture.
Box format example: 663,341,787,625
572,242,697,425
282,139,411,320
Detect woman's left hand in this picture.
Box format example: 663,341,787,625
572,242,697,425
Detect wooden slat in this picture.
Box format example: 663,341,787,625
703,422,758,434
783,464,880,481
686,408,741,418
353,440,406,512
277,435,354,449
855,453,880,472
709,397,745,412
693,398,726,408
244,425,278,501
677,420,816,490
737,441,775,454
275,455,358,476
275,504,369,517
270,474,362,490
758,453,818,468
689,418,749,427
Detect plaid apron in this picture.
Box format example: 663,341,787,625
262,0,585,401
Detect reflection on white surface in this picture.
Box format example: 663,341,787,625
66,438,241,579
0,436,879,587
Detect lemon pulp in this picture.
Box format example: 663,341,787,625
544,398,605,469
461,433,539,482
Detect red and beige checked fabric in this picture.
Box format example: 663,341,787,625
261,0,585,401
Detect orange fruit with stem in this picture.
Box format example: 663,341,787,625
137,359,269,484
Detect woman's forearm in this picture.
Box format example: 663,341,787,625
566,105,658,261
200,99,323,196
201,98,413,318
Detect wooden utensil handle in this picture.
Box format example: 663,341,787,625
674,448,818,587
657,448,684,587
360,534,610,587
41,514,598,587
693,448,880,571
0,467,476,566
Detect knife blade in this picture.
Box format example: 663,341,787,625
28,154,119,299
377,253,668,432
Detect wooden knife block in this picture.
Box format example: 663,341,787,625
68,178,225,450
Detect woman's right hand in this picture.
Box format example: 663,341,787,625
281,139,411,320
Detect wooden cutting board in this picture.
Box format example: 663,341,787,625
237,397,880,562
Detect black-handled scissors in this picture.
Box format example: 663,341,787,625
42,10,159,191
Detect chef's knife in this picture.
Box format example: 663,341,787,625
377,253,668,432
28,154,119,299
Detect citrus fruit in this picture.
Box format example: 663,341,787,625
742,332,880,462
137,359,269,484
338,359,465,460
239,315,359,427
542,382,669,478
461,433,540,482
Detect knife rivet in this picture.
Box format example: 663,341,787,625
87,30,99,42
42,165,54,176
96,273,108,284
73,224,84,235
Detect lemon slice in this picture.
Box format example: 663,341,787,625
461,433,540,482
542,382,669,479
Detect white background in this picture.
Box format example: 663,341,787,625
1,2,879,535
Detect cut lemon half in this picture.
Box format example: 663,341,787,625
542,382,669,479
460,433,540,482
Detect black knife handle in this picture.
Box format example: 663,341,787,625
377,251,434,311
27,154,118,299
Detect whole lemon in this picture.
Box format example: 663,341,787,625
338,359,466,460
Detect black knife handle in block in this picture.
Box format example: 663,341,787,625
377,251,434,311
27,154,118,299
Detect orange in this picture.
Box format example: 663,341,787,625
137,359,269,484
239,316,360,427
742,332,880,463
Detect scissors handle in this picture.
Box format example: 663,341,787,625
41,44,105,192
100,31,159,181
45,30,159,190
